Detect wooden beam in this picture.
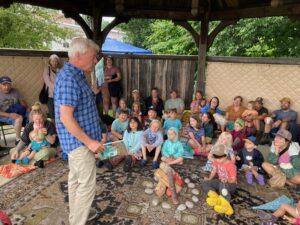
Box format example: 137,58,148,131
224,0,239,7
92,0,102,44
172,20,200,48
197,14,209,92
207,20,237,49
210,3,300,20
63,11,93,39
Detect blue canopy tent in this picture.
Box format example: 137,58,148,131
102,38,152,54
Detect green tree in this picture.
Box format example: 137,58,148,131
209,17,300,57
0,4,74,50
118,19,154,49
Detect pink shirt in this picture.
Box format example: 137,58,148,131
213,160,236,182
278,151,290,164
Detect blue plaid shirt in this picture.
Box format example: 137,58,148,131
54,62,101,153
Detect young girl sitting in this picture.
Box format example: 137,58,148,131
131,102,142,122
16,128,50,165
236,136,265,185
106,117,143,172
202,132,235,172
141,119,164,169
230,118,246,152
201,112,214,144
161,127,184,166
115,98,132,118
187,115,206,155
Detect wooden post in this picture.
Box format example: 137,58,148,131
197,14,208,92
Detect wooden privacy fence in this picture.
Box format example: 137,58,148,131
109,54,197,106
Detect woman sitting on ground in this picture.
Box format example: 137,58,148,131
262,129,300,187
10,102,57,168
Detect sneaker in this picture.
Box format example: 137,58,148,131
96,160,104,168
123,156,132,172
246,171,253,184
15,159,21,165
152,161,159,169
87,207,98,221
256,174,265,186
34,160,44,168
105,161,113,171
23,156,29,165
140,159,147,168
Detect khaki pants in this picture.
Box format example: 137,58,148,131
68,146,96,225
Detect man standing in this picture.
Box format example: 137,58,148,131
0,76,28,145
54,38,104,225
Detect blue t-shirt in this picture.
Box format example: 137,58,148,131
31,139,50,151
163,119,182,135
273,109,297,123
111,119,129,135
187,127,205,144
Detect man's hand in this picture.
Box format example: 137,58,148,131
87,140,104,154
272,120,281,128
9,113,21,119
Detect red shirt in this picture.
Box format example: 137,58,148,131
213,160,236,182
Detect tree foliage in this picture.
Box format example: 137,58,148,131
119,17,300,57
0,4,74,50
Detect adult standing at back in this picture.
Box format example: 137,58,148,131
225,96,246,130
145,87,164,118
43,54,60,123
102,56,122,117
54,37,104,225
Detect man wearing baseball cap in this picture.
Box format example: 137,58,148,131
0,76,28,145
260,97,299,145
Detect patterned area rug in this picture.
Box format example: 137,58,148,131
0,157,294,225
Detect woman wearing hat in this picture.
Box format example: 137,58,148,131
42,54,60,122
262,129,300,186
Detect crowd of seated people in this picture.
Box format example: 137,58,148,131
2,52,300,223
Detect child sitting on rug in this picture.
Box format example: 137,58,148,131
236,136,265,185
131,102,142,122
202,144,236,215
241,101,258,137
230,118,246,152
202,132,235,172
106,117,144,172
141,119,164,169
201,112,214,144
143,107,157,130
110,110,129,142
260,200,300,225
163,108,182,140
187,115,207,155
161,127,184,166
16,127,50,165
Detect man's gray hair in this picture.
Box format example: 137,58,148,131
68,37,99,58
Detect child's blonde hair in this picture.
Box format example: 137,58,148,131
30,102,46,121
216,132,233,147
150,119,162,129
